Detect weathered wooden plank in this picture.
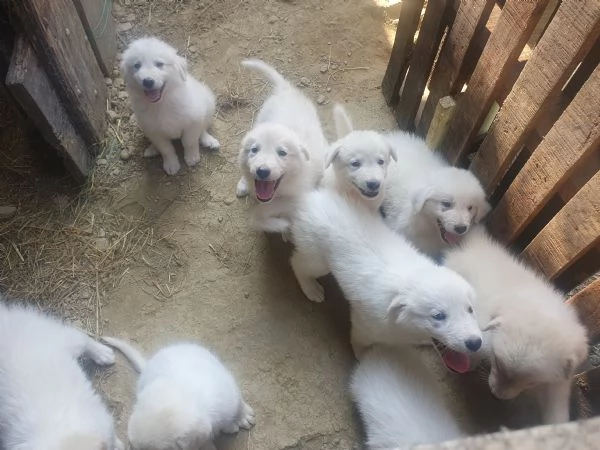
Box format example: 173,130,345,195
521,172,600,280
381,0,424,106
568,278,600,341
439,0,550,165
9,0,107,147
72,0,117,77
415,0,494,137
470,0,600,195
394,0,449,130
487,64,600,244
5,35,89,183
573,365,600,419
425,95,456,151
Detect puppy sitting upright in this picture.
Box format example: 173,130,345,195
121,37,219,175
236,59,327,234
320,104,397,214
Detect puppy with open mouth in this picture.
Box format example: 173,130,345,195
236,59,327,235
121,37,219,176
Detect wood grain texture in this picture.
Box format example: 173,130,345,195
394,0,449,130
381,0,424,106
470,0,600,195
72,0,117,77
10,0,107,146
415,0,494,137
521,172,600,279
488,64,600,244
425,95,456,151
5,35,89,183
568,278,600,341
439,0,550,165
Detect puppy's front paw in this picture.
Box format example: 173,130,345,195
88,342,116,366
185,151,201,167
236,177,249,198
221,422,240,434
238,402,256,429
302,279,325,303
162,158,181,176
143,145,160,158
201,133,220,150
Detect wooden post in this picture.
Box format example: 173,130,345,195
425,95,456,151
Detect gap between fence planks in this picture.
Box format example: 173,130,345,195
9,0,107,147
470,0,600,196
439,0,550,165
521,171,600,280
568,278,600,341
394,0,450,131
381,0,424,106
487,64,600,245
415,0,494,137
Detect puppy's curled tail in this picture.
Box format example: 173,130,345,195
332,103,353,139
241,59,290,92
102,337,147,373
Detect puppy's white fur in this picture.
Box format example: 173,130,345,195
290,189,482,359
121,37,219,175
351,345,464,449
0,300,121,450
103,338,255,450
381,131,490,258
321,104,397,213
443,226,588,424
236,59,327,234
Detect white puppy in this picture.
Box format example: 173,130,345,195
443,226,588,424
103,338,255,450
0,300,121,450
351,345,465,449
290,189,482,363
320,104,397,213
381,131,490,258
121,37,219,175
236,59,327,234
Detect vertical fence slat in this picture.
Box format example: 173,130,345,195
381,0,425,106
394,0,449,130
470,0,600,195
439,0,550,165
568,278,600,341
521,172,600,280
488,64,600,244
415,0,495,137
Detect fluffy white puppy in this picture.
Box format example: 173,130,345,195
103,338,255,450
290,189,482,364
121,37,219,175
443,226,588,424
351,345,465,449
236,59,327,234
0,300,121,450
380,131,490,258
320,104,397,213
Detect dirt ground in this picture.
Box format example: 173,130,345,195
0,0,544,448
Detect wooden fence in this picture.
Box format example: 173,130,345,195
383,0,600,417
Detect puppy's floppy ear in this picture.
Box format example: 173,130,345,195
300,145,310,161
474,200,492,222
411,185,435,212
175,54,188,82
386,294,410,322
482,316,502,332
387,141,398,162
324,146,341,168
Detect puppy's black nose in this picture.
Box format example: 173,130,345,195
256,167,271,180
366,180,380,191
454,225,467,234
465,337,482,352
142,78,155,89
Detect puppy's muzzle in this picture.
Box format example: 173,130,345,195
357,180,381,198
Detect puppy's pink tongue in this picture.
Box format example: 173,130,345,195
144,89,161,103
442,349,470,374
255,180,276,202
442,230,462,245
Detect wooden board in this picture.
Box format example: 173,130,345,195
568,278,600,341
439,0,550,165
415,0,494,137
72,0,117,77
425,95,456,151
487,64,600,244
470,0,600,195
521,172,600,280
381,0,424,106
394,0,449,130
5,35,89,183
9,0,107,147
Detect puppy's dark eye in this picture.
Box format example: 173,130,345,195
277,148,287,157
468,306,473,314
377,158,385,166
432,311,447,321
250,145,259,154
133,62,142,70
350,160,361,168
441,201,453,208
468,205,473,211
155,61,165,68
